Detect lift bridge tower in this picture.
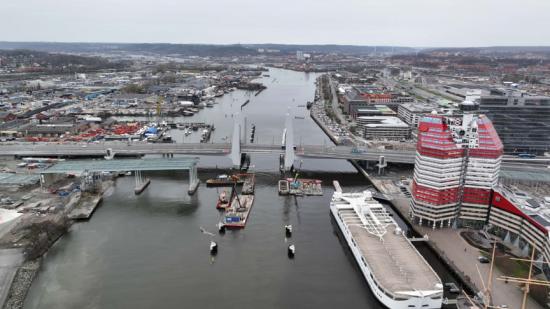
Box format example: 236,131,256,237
230,110,295,171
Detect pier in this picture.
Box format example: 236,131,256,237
68,195,103,220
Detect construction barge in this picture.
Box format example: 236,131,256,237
221,195,255,228
241,173,255,195
217,173,256,228
206,174,244,187
278,178,322,196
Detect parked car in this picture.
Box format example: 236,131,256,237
478,256,490,264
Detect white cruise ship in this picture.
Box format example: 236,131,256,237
330,186,443,309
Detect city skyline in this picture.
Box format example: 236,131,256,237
3,0,550,47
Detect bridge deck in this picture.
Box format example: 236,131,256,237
41,158,199,173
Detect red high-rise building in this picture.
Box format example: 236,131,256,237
409,113,503,228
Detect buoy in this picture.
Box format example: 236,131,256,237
218,223,226,234
287,244,295,258
285,225,292,237
210,241,218,255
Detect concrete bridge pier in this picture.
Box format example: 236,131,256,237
134,170,151,195
284,109,295,171
376,155,387,175
188,164,199,195
356,160,369,170
231,113,242,168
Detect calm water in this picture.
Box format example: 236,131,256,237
25,69,455,309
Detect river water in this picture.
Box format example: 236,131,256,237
24,68,456,309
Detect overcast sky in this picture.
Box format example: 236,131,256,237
2,0,548,47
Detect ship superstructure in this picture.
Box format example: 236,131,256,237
330,188,443,308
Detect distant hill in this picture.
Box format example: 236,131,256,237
245,44,416,55
0,42,259,57
0,42,417,56
422,46,550,55
1,42,548,57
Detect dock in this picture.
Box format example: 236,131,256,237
68,195,103,220
222,195,254,228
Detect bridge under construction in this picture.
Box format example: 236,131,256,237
1,112,549,176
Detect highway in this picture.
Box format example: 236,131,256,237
1,142,548,173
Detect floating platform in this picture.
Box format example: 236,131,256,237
278,178,322,196
206,175,244,187
134,178,151,195
68,195,102,220
222,195,254,228
241,173,255,195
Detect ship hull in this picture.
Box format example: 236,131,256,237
330,205,442,309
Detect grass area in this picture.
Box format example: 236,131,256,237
479,250,531,278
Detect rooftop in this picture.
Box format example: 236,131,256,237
357,116,409,128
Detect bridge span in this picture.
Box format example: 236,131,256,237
0,142,548,172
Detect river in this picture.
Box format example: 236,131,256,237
24,68,456,309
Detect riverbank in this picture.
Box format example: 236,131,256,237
2,259,40,309
0,179,113,309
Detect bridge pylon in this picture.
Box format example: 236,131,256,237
231,113,242,168
284,109,295,171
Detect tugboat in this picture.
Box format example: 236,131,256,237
216,190,231,210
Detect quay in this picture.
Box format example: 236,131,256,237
354,164,543,309
310,110,341,145
68,195,103,220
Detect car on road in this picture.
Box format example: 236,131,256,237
478,256,490,263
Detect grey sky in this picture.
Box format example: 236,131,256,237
2,0,549,47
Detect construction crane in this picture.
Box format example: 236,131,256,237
156,95,163,124
290,160,303,190
229,174,243,210
497,247,550,309
462,243,550,309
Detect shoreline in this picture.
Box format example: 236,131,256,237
1,180,114,309
310,75,479,301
